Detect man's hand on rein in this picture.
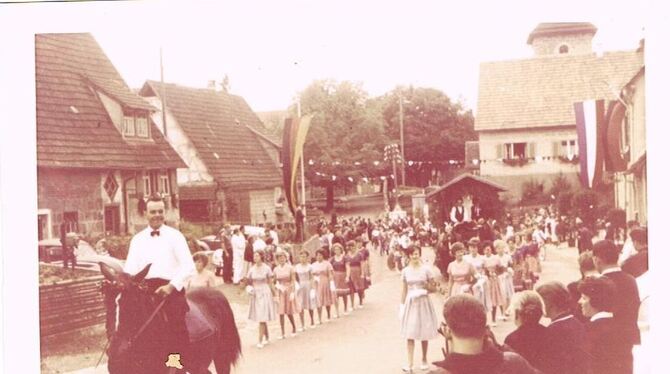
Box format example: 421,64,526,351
155,284,175,297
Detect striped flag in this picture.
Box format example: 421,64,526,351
573,100,607,188
282,115,313,215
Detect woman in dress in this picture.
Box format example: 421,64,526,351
399,245,439,372
445,242,475,297
244,251,277,348
294,249,316,330
330,243,351,316
482,241,505,326
465,238,490,313
273,250,297,339
312,249,335,324
348,241,366,309
494,239,515,315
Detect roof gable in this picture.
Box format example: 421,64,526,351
475,50,643,131
35,33,185,170
141,81,282,190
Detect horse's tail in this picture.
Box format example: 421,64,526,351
189,288,242,369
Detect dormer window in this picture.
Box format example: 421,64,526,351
123,114,150,138
559,44,569,54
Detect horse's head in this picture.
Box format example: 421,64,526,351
99,262,161,373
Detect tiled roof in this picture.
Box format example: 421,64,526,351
475,50,643,131
179,184,218,200
527,23,597,44
140,81,282,190
426,173,506,199
35,33,185,170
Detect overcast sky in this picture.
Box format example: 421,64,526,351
14,0,651,112
86,0,648,113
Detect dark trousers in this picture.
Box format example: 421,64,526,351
144,279,189,368
222,248,233,283
62,248,76,269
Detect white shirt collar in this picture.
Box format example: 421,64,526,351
590,311,614,322
601,267,622,275
549,314,574,326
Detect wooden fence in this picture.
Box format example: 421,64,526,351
39,276,106,337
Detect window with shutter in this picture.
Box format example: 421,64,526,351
123,116,135,136
142,175,151,197
136,117,149,137
527,143,535,158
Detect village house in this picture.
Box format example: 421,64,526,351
475,23,644,201
612,61,646,224
36,33,186,240
138,81,287,225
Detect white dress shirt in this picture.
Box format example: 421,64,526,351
590,311,614,322
124,224,195,291
231,233,246,254
270,230,280,245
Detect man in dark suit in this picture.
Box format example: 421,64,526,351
592,239,640,374
577,224,594,254
622,227,648,278
536,281,589,374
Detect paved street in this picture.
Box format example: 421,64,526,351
67,243,579,374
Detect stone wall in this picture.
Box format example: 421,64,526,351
38,168,105,237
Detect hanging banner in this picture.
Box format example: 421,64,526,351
282,115,313,215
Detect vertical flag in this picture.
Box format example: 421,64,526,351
574,99,607,188
282,115,313,215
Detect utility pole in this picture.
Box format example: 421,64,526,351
297,100,306,208
399,92,406,186
160,47,167,137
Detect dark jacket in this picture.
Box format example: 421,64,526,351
432,341,542,374
622,250,648,278
602,270,641,346
542,314,589,374
586,316,633,374
504,323,550,372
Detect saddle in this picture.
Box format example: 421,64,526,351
184,300,216,343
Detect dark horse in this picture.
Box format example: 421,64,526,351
99,262,241,374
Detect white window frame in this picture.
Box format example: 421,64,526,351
159,173,170,195
38,208,53,239
123,116,135,136
135,116,149,138
561,139,578,159
143,175,151,198
503,142,527,159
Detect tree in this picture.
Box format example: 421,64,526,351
297,80,389,211
381,86,476,186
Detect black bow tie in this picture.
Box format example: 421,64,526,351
151,230,160,237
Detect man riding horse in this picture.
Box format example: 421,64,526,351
122,194,195,371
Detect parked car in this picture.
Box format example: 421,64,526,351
38,235,95,263
197,225,267,251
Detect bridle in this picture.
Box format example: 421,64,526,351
97,283,169,369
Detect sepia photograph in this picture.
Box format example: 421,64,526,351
1,1,668,373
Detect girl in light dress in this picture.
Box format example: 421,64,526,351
399,245,439,372
445,242,475,297
244,251,277,348
464,239,490,313
312,249,335,324
330,243,352,316
482,241,505,326
294,249,316,330
494,239,516,315
273,250,297,339
185,252,219,290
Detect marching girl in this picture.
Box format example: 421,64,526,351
445,242,475,297
349,240,367,309
522,233,542,289
464,238,490,315
273,250,297,339
244,251,277,348
494,239,515,315
312,249,336,324
482,241,505,326
294,250,317,330
360,237,372,290
399,245,439,372
330,243,352,316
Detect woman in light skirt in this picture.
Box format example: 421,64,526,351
482,241,505,326
273,250,297,339
399,245,439,372
312,249,335,324
494,239,515,314
294,249,316,330
244,251,277,348
445,242,475,297
348,241,366,309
